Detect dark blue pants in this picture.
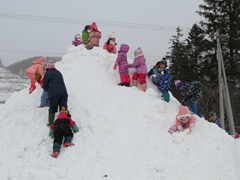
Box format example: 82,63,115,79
188,102,203,118
49,95,68,113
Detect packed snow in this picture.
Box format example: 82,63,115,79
0,45,240,180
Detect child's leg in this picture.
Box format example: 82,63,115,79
58,95,68,112
190,103,203,118
126,75,130,84
120,74,127,83
139,74,147,91
131,73,139,87
53,127,64,153
40,90,49,106
63,125,74,147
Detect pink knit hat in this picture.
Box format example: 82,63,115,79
90,22,97,30
40,56,47,64
46,60,55,69
134,47,143,57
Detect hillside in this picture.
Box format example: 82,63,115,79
0,45,239,180
0,67,28,104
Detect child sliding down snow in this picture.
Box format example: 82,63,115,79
128,47,148,92
168,106,195,134
113,44,131,87
49,107,79,158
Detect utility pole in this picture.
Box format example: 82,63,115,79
216,30,235,135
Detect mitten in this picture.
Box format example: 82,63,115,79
72,124,79,133
177,125,183,131
113,62,118,70
49,128,55,139
29,84,36,94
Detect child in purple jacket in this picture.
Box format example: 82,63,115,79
128,47,148,91
72,34,83,47
113,44,130,87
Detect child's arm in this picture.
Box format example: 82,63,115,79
128,60,140,68
49,128,54,139
70,118,79,133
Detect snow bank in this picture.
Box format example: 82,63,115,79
0,45,240,180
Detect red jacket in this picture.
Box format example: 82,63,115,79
103,41,117,54
50,113,76,130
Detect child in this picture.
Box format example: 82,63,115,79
208,111,222,128
175,80,203,118
82,25,91,43
113,44,130,87
49,107,79,158
25,56,46,94
43,60,68,126
85,22,101,50
168,106,195,134
72,34,83,47
34,71,50,108
103,31,117,54
128,47,147,92
234,133,240,139
148,58,171,102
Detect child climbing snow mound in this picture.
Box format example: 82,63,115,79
49,107,79,158
168,106,195,134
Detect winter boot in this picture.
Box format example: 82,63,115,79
141,83,147,92
163,93,170,102
64,142,75,147
118,83,126,86
130,80,138,87
47,113,55,126
125,83,130,87
51,151,58,158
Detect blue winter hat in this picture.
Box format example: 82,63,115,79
175,80,185,90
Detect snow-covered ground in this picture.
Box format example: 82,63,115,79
0,67,28,104
0,45,240,180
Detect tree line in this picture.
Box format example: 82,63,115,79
167,0,240,133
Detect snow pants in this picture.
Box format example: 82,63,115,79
120,74,130,84
188,102,203,118
40,90,50,107
49,95,68,113
53,119,73,153
169,121,192,132
131,73,147,90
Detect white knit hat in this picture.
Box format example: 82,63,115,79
109,31,116,39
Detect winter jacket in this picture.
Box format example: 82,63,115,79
234,134,240,139
116,44,129,75
85,29,101,50
180,81,202,105
43,68,68,99
26,59,45,83
158,68,171,93
50,113,76,130
74,34,83,46
176,106,195,127
128,55,147,74
82,30,90,43
103,41,117,54
208,118,222,128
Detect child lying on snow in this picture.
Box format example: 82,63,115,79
168,106,195,134
49,107,79,158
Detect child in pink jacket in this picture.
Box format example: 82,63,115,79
25,56,46,94
168,106,195,134
103,31,117,54
128,47,148,91
113,44,130,87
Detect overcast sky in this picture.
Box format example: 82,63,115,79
0,0,204,67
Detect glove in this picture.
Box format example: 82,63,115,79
49,128,54,139
72,124,79,133
113,62,118,70
29,84,36,94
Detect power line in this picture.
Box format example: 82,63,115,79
0,49,64,55
0,13,189,32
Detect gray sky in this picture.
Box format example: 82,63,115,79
0,0,204,67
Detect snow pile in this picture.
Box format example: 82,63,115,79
0,45,240,180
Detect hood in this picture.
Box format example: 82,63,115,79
176,106,191,120
75,34,81,41
57,113,70,120
119,44,129,53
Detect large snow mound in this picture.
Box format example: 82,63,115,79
0,45,240,180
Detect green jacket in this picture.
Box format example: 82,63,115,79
82,30,90,43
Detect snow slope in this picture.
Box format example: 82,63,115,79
0,45,240,180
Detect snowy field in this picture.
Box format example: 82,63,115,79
0,45,240,180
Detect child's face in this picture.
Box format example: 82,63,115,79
160,64,166,68
180,116,189,123
210,116,216,121
110,38,116,42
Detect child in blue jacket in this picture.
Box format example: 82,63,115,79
208,111,222,128
148,58,171,102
